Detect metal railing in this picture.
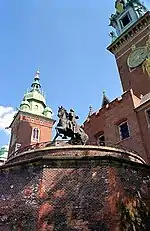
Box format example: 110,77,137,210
8,141,52,159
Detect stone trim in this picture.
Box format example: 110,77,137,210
6,145,146,165
0,154,149,172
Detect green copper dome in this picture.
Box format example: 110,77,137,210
44,106,53,113
20,99,30,111
24,91,46,105
20,99,30,108
24,69,46,105
18,69,53,119
0,146,8,161
43,106,53,118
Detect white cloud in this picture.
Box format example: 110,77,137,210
0,106,16,135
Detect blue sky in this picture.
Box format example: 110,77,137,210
0,0,149,147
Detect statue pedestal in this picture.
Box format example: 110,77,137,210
0,144,149,230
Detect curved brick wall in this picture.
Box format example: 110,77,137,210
0,146,150,230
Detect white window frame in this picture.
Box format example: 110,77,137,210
118,121,130,141
145,108,150,128
119,11,132,29
15,143,21,152
31,128,40,142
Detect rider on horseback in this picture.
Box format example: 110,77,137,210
68,109,79,133
54,106,89,145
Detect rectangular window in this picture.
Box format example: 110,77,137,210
146,109,150,124
98,134,105,146
120,12,132,28
32,128,40,142
119,121,130,140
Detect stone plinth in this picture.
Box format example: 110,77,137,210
0,145,150,230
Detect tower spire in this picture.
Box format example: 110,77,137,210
88,105,93,117
101,91,110,108
31,69,41,93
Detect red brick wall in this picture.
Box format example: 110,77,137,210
136,103,150,164
84,91,147,161
0,157,149,231
115,26,150,97
39,162,150,231
8,112,54,156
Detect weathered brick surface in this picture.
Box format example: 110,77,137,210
84,90,148,162
89,13,150,167
0,165,43,230
136,104,150,164
0,148,150,231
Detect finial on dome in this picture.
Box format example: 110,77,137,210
31,68,41,92
35,68,40,79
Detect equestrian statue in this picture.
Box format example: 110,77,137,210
52,106,89,145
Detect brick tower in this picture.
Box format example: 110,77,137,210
84,1,150,164
108,0,150,98
8,70,55,157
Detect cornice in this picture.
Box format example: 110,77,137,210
107,11,150,55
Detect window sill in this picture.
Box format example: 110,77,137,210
116,136,131,144
31,139,39,143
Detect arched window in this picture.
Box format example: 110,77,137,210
98,134,105,146
95,131,105,146
32,128,40,142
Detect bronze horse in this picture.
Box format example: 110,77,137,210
53,106,89,145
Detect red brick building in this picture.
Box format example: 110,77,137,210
7,1,150,165
8,69,55,158
1,2,150,230
84,2,150,164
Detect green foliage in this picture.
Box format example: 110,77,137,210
119,197,149,231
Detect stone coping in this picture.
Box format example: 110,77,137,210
6,145,146,165
1,154,149,171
